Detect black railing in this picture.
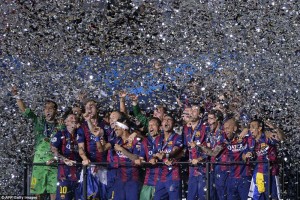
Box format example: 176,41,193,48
23,160,298,200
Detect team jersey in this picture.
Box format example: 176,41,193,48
254,133,279,175
140,135,160,186
183,121,207,177
206,126,223,163
51,129,81,181
110,137,142,182
226,134,255,178
152,132,183,182
213,131,230,172
77,120,108,163
23,108,61,162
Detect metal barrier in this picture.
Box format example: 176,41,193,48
23,160,295,200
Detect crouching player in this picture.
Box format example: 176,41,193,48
248,119,285,200
51,112,82,199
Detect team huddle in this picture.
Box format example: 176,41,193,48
12,87,285,200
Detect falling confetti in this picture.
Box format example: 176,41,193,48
0,0,299,197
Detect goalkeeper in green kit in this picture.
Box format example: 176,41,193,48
12,86,61,200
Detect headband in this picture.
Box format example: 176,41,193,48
115,121,129,130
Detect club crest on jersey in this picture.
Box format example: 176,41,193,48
51,137,57,143
126,142,132,148
195,131,201,137
136,144,141,151
148,151,153,156
260,143,267,149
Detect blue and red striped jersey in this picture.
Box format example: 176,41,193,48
110,137,142,182
140,135,160,186
77,120,108,162
152,132,183,182
183,122,208,177
51,129,81,181
254,133,279,175
226,135,255,178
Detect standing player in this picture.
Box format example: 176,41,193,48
77,99,109,199
206,109,224,200
96,114,143,200
136,117,162,200
248,119,285,200
150,115,183,200
11,86,59,200
182,104,208,200
199,118,255,200
51,112,82,199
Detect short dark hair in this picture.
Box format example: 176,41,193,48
149,117,162,127
250,118,264,131
45,100,58,110
208,109,224,122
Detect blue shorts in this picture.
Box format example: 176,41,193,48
56,180,80,200
113,180,141,200
154,180,181,200
227,177,251,200
187,175,206,200
214,171,229,200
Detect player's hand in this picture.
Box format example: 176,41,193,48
191,159,199,165
46,158,57,165
58,118,64,126
83,112,92,121
265,131,279,141
63,158,76,166
149,158,157,165
244,152,253,159
128,132,137,143
239,128,249,139
119,90,127,98
77,91,87,102
134,158,144,165
114,144,123,152
82,159,91,166
164,159,173,166
93,127,104,137
265,120,275,129
188,141,197,148
11,85,18,96
155,152,165,160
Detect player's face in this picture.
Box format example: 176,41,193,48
114,124,124,137
208,114,217,130
110,112,121,128
44,102,57,121
65,114,78,131
182,107,192,124
250,122,261,138
148,119,160,137
162,116,174,133
224,121,236,139
190,105,200,122
85,101,97,118
153,107,165,121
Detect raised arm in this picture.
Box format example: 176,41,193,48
265,120,286,141
119,90,127,114
11,86,26,113
129,94,149,128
